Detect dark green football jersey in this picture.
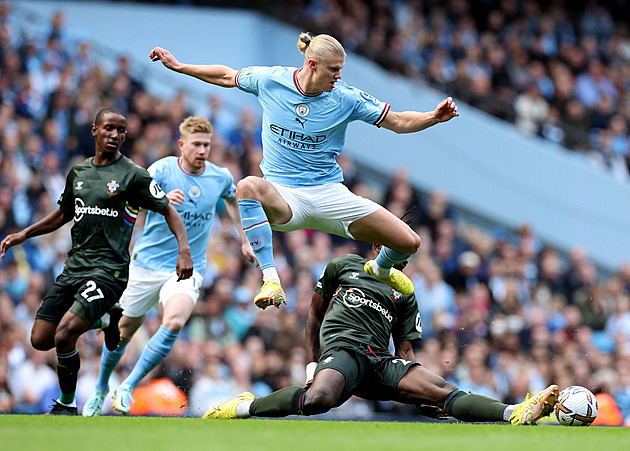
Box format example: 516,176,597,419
57,155,169,279
315,254,422,354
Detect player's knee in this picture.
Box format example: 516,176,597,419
161,318,184,333
30,332,54,351
396,231,420,255
54,323,81,350
236,176,264,201
303,389,336,415
54,328,74,350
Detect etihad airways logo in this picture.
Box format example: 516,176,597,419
339,287,393,322
269,124,326,150
74,198,119,222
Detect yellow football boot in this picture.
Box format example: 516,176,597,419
202,392,255,419
253,279,286,309
364,261,414,295
510,385,559,425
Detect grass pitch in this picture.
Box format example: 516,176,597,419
0,415,625,451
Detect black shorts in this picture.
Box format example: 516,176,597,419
315,341,420,403
36,271,126,326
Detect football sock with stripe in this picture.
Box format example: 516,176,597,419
56,349,80,405
122,326,179,389
95,341,128,392
238,199,279,281
443,389,508,422
373,247,413,278
249,386,307,417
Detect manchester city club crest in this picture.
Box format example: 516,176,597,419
106,180,119,194
189,186,201,199
295,103,310,117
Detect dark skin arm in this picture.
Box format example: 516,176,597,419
159,203,193,281
394,339,415,362
305,291,330,365
1,208,71,258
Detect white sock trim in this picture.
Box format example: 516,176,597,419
57,399,77,408
503,405,516,421
371,260,391,279
262,267,280,283
235,400,253,418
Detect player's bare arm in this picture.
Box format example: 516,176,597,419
159,203,193,281
304,291,330,387
380,97,459,134
394,339,416,362
223,196,256,264
305,292,330,364
149,47,238,88
1,208,70,258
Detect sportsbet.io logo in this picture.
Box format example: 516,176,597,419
341,287,393,322
74,198,119,222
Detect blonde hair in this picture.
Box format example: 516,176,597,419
179,116,212,141
297,32,346,61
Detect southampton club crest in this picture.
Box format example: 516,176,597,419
106,180,119,195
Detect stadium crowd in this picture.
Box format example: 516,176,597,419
0,1,629,425
269,0,630,182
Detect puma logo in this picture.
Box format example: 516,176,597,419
295,117,307,128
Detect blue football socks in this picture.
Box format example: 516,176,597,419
95,341,128,392
122,326,179,389
375,247,413,273
238,199,276,271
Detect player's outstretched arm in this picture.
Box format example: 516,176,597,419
223,197,256,264
380,97,459,134
304,292,330,386
159,203,193,280
1,208,69,258
149,47,238,88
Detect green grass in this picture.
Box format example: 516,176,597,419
0,415,625,451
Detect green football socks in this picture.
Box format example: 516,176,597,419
444,390,508,422
249,386,307,417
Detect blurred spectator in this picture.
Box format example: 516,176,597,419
7,347,57,414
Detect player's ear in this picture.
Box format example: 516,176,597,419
91,124,97,137
308,58,317,71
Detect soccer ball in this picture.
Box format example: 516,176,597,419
555,386,598,426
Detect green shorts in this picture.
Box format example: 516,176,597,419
315,341,420,403
36,271,126,326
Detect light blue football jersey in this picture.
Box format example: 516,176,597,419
236,66,390,187
131,156,236,273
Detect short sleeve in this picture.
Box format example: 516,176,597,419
392,294,423,343
314,257,344,300
57,169,76,219
146,160,166,186
349,87,391,127
235,66,271,95
129,168,170,212
219,167,236,199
